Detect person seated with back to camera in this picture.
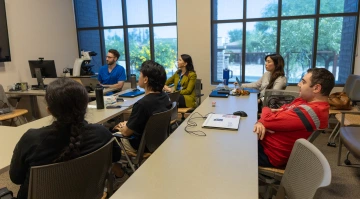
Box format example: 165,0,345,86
254,68,335,168
163,54,197,108
97,49,126,92
236,54,287,104
9,78,121,199
112,60,171,153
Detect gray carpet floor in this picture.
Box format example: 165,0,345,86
313,131,360,199
1,130,359,198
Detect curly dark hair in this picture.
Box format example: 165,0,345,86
265,54,285,89
46,78,89,163
307,68,335,96
140,60,167,92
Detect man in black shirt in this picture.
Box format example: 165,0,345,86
113,60,171,152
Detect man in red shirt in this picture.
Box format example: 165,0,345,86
254,68,335,168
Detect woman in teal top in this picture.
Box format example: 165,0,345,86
164,54,197,108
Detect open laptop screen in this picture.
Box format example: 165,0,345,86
236,77,242,87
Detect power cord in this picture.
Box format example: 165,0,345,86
184,112,214,136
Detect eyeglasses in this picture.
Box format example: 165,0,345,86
106,56,115,59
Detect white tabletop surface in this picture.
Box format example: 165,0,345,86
112,94,259,199
5,87,118,97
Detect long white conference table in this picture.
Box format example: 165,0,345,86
5,87,119,119
0,88,144,174
112,93,259,198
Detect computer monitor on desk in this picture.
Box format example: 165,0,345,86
29,60,57,89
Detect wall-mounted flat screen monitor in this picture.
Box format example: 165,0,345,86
0,0,11,62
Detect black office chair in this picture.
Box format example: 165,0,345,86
115,102,176,172
178,79,203,120
0,84,28,126
167,91,180,129
27,138,115,199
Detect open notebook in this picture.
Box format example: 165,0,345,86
202,114,241,130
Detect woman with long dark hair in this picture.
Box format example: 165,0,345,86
163,54,197,108
240,54,287,98
10,78,120,199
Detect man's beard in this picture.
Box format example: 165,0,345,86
107,60,116,65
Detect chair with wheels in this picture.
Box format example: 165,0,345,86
327,75,360,147
0,84,28,126
114,102,176,172
270,139,331,199
338,126,360,167
259,130,324,198
178,79,203,120
263,89,299,109
167,91,180,128
27,138,115,199
335,112,360,167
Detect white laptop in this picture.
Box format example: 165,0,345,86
202,114,241,131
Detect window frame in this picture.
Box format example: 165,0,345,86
211,0,360,86
73,0,178,80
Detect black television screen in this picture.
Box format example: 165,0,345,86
0,0,11,62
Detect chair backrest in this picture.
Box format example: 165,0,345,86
134,102,175,164
28,138,114,199
349,79,360,103
343,75,360,95
263,89,299,108
167,92,180,123
195,79,203,106
168,91,180,103
0,84,12,109
277,139,331,199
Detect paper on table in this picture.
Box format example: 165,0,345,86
87,105,97,108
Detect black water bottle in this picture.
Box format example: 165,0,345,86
130,74,137,89
95,84,104,109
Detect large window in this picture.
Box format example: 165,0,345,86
74,0,177,79
212,0,359,85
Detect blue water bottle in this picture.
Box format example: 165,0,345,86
223,68,233,86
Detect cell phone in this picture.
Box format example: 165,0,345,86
106,105,122,109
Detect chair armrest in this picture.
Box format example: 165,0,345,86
112,133,135,140
339,110,360,115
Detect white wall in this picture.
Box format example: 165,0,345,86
0,0,78,88
177,0,212,96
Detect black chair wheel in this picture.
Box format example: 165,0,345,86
327,142,336,147
344,159,351,165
